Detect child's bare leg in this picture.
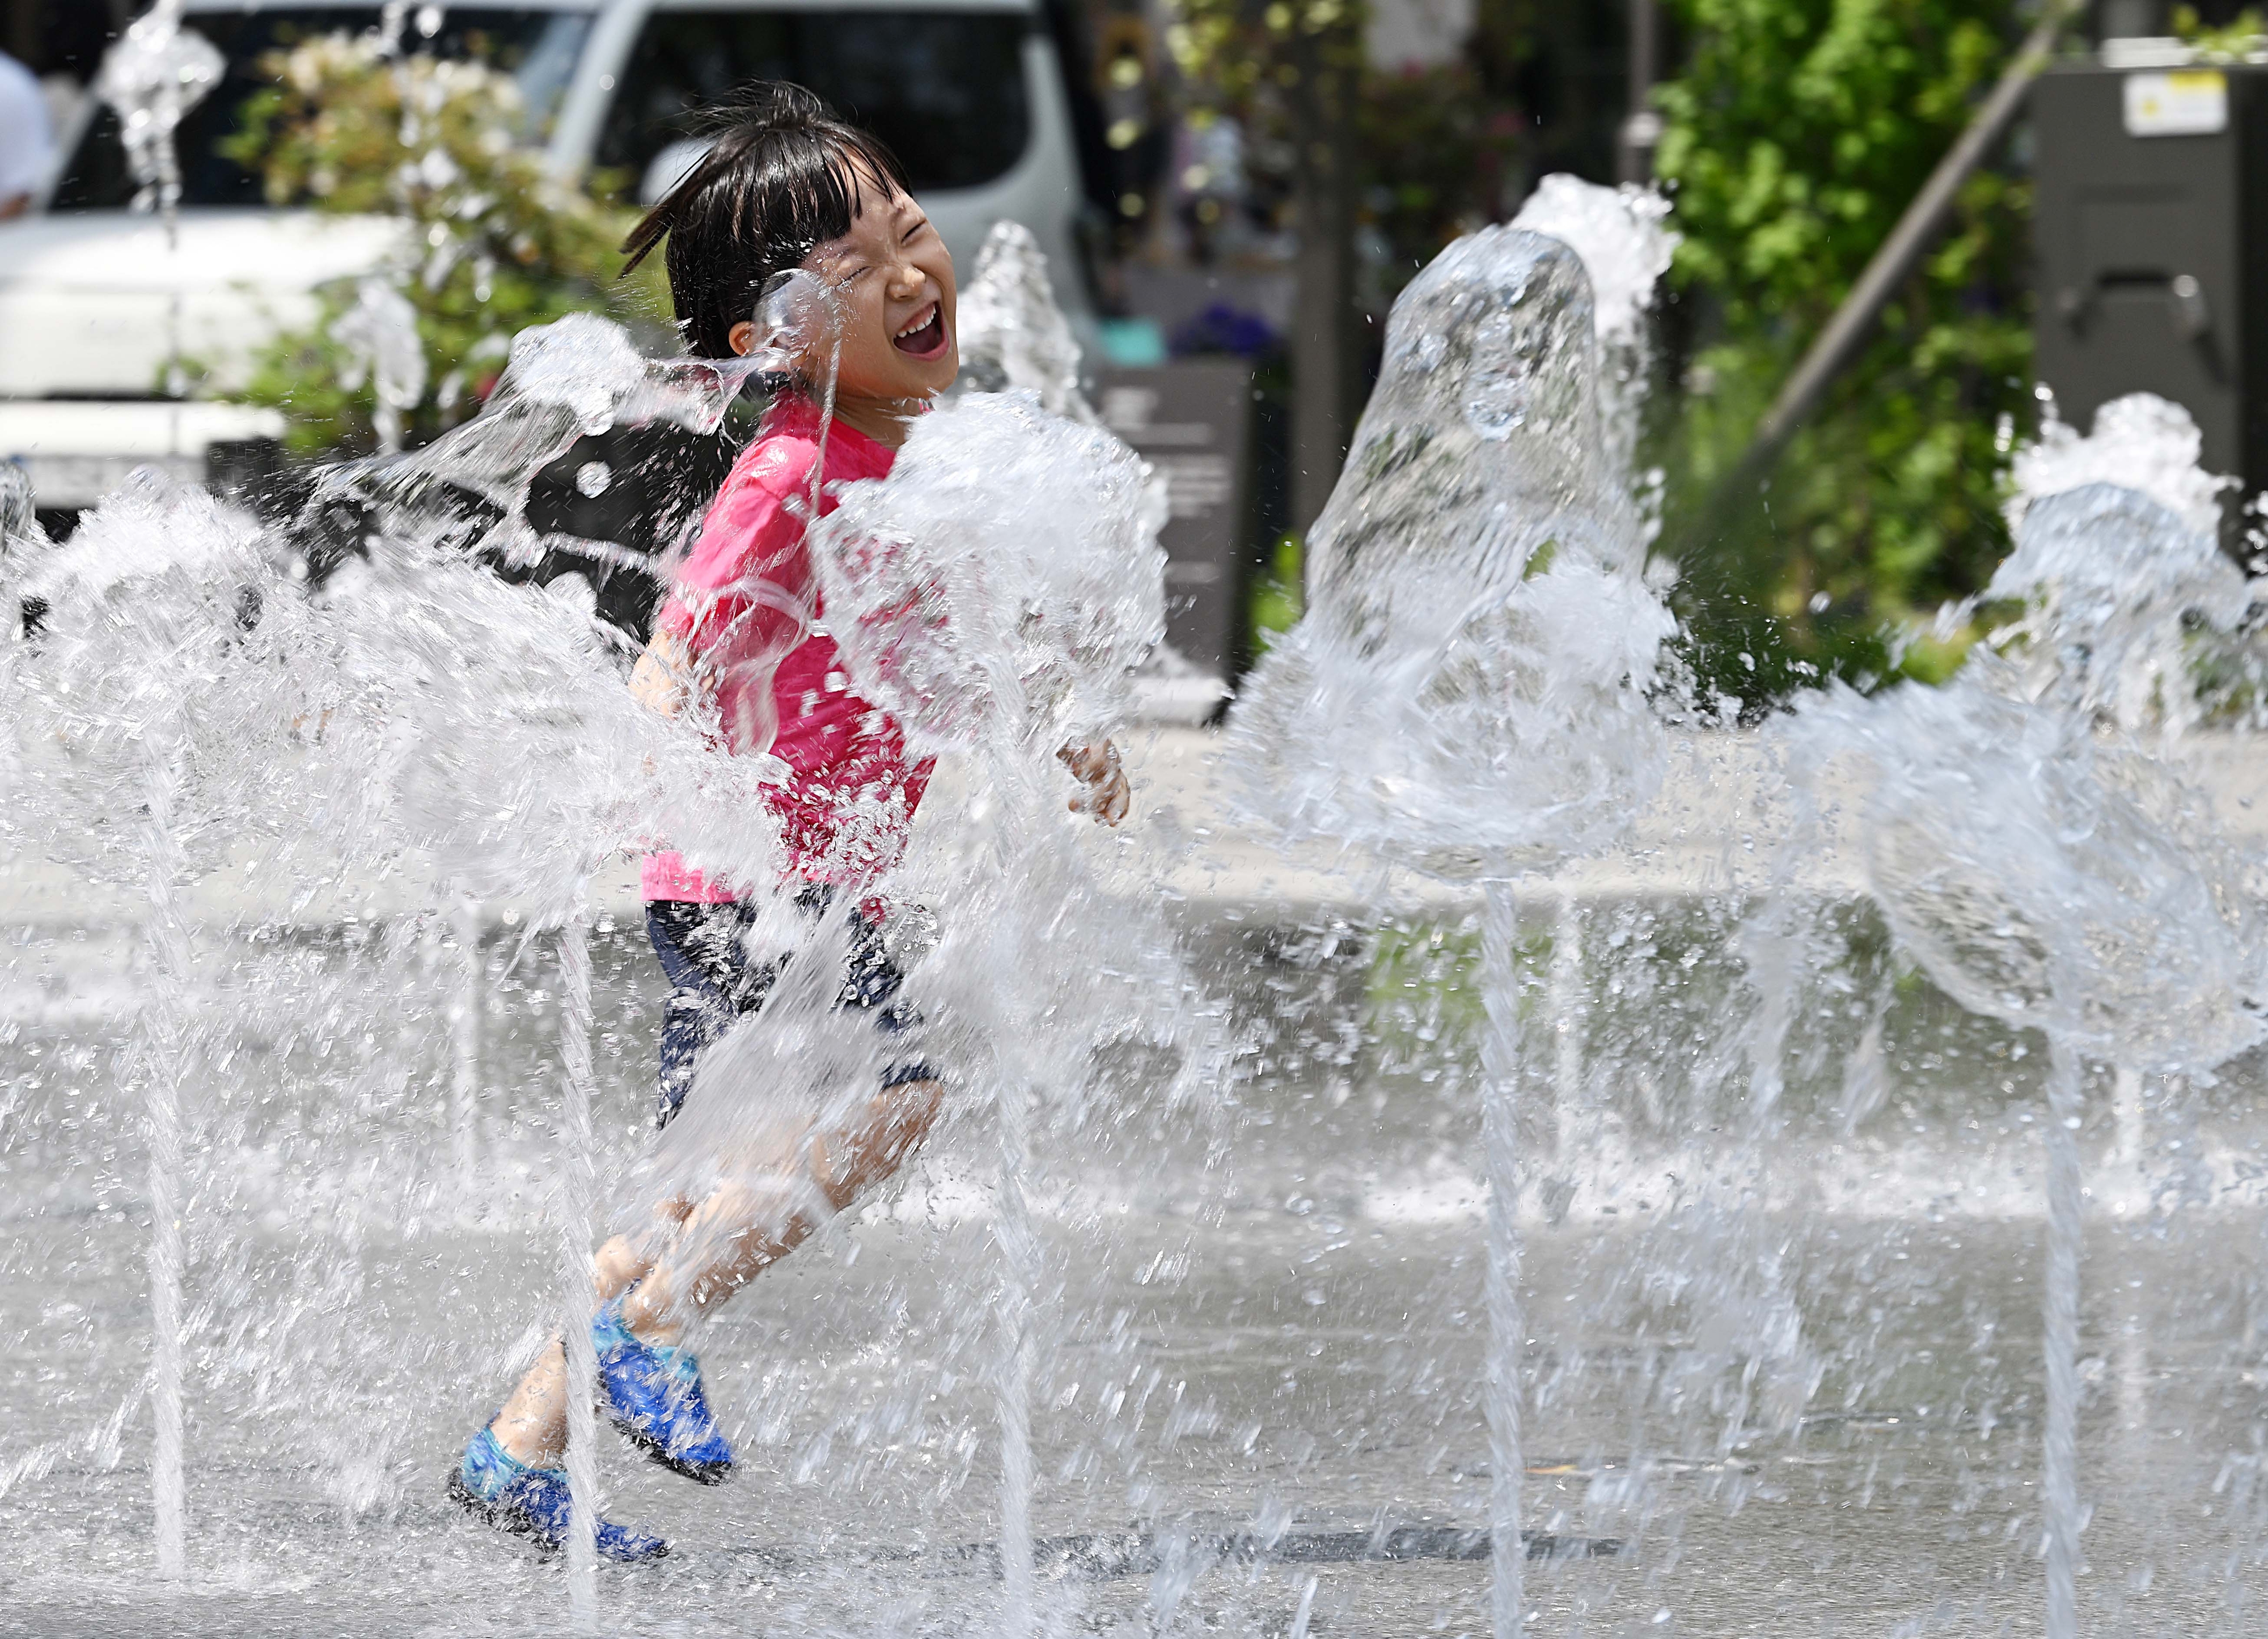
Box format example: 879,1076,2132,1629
489,1206,692,1467
483,1077,938,1465
623,1076,943,1345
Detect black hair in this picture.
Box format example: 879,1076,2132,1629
621,83,911,359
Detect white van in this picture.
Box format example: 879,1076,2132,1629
0,0,1099,524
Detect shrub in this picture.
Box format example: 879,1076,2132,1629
220,32,662,456
1651,0,2034,701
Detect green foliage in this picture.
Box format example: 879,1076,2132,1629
1366,920,1488,1048
1651,0,2034,701
2172,4,2268,60
1248,532,1306,652
1165,0,1366,110
1365,917,1564,1053
219,32,663,456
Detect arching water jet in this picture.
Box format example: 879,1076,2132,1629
1229,197,1677,1639
1784,481,2268,1639
813,390,1166,1636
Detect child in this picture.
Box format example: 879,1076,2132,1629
448,83,1130,1560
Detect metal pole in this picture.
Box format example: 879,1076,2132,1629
1751,0,2077,457
1618,0,1661,185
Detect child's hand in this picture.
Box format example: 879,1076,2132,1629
631,629,699,718
1059,740,1129,827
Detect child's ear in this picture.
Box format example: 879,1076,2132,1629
727,321,758,357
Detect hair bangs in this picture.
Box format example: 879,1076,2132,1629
621,82,913,359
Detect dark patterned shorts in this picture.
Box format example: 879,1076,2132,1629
645,888,933,1129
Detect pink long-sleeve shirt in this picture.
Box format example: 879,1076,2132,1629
640,394,933,901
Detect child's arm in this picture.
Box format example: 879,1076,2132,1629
631,629,703,719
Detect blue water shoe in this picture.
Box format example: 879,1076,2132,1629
593,1298,734,1484
448,1425,668,1562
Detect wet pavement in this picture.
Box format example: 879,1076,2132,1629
2,908,2266,1636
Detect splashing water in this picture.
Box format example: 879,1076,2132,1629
1509,175,1677,485
94,0,225,233
94,0,224,402
955,222,1095,423
2010,391,2236,539
810,387,1172,1635
1230,222,1673,880
1789,672,2263,1074
15,159,2268,1639
0,464,45,569
10,473,312,880
815,396,1163,757
333,280,430,456
0,316,780,1610
1782,409,2268,1638
1229,183,1675,1639
1509,177,1677,356
1985,480,2253,746
1,469,310,1583
306,315,781,917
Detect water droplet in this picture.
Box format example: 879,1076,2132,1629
1463,372,1529,441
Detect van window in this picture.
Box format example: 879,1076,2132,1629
596,10,1031,195
52,9,592,211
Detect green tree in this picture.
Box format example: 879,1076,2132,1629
1652,0,2035,698
220,32,661,456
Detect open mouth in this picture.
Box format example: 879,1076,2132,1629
892,302,948,359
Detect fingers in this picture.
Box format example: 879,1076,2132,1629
1059,739,1129,826
1064,777,1129,824
1057,740,1107,781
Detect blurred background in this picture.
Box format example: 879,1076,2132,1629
3,0,2264,709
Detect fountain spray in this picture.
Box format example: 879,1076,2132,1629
813,376,1167,1634
138,723,189,1581
64,45,238,1564
558,896,602,1627
1784,473,2267,1637
1229,185,1677,1637
95,1,222,406
2,473,316,1584
78,46,230,1546
449,896,483,1192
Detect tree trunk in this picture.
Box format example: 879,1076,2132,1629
1288,29,1361,556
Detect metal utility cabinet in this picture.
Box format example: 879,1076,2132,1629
2032,60,2268,488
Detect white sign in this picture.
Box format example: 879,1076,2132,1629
2125,70,2228,137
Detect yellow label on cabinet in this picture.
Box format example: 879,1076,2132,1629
2124,70,2229,137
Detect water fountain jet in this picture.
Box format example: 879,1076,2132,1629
1784,479,2268,1638
1229,188,1677,1638
813,386,1169,1634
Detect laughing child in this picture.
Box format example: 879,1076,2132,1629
447,83,1130,1559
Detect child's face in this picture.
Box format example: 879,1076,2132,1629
790,170,958,407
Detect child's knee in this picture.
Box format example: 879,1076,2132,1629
810,1079,942,1209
